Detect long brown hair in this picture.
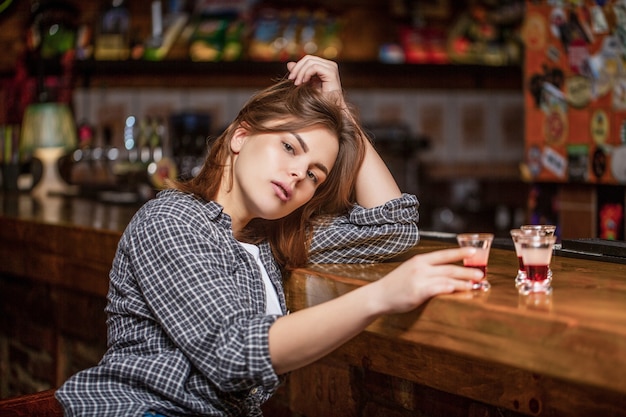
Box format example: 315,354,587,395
171,77,367,268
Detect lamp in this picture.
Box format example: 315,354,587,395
20,103,78,198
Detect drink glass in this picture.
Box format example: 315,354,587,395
520,224,556,236
520,224,556,280
456,233,494,291
510,228,540,288
519,235,557,295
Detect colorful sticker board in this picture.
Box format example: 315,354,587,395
522,0,626,184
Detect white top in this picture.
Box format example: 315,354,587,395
238,241,283,315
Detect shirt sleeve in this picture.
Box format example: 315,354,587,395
308,193,420,264
119,208,280,393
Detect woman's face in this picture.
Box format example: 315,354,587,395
223,123,339,226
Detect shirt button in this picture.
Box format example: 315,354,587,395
250,387,259,395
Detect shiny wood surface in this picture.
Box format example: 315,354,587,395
286,240,626,416
0,193,138,232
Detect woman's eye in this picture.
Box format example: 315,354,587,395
283,142,295,153
307,170,318,183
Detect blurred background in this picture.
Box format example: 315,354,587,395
0,0,623,240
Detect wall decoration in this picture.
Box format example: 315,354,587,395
523,0,626,185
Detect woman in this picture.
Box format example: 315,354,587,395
56,56,481,416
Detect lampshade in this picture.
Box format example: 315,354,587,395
20,103,78,198
20,103,77,156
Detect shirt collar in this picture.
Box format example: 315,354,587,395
157,188,229,225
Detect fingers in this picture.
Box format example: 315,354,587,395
406,247,484,282
287,55,341,92
426,277,475,296
375,248,485,315
439,263,483,281
415,247,476,266
287,55,335,81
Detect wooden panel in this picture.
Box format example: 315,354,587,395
0,194,135,296
558,184,595,239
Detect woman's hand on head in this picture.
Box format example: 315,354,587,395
371,247,483,315
287,55,342,93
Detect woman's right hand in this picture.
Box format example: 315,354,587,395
268,246,482,375
370,247,483,315
286,55,342,93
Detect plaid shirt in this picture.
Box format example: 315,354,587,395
56,189,419,416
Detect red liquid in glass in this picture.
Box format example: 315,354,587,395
517,256,524,270
525,264,549,282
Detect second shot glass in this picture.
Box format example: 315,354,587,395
519,234,557,295
510,228,539,289
520,224,557,281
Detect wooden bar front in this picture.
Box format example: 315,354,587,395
284,240,626,416
1,193,625,415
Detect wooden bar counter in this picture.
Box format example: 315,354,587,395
1,193,626,416
285,240,626,416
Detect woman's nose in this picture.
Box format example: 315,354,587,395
289,162,307,180
290,169,305,180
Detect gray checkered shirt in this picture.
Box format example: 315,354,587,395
56,189,419,416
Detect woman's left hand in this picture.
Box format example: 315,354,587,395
287,55,342,93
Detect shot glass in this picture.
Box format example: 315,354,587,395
519,234,557,295
510,228,539,289
456,233,494,291
520,224,556,280
520,224,556,236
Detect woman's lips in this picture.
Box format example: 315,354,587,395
272,181,292,201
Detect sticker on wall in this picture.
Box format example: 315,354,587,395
522,11,547,51
592,147,607,179
549,7,567,39
600,36,622,73
546,44,561,62
586,37,623,100
593,67,612,98
590,108,609,145
541,82,568,113
613,77,626,109
567,144,589,181
568,39,589,74
590,5,609,34
599,203,624,240
614,8,626,61
527,145,542,178
544,108,568,146
565,75,592,108
610,145,626,183
542,146,567,179
528,66,564,108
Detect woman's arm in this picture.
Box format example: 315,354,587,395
288,55,402,208
268,247,481,374
354,140,402,208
